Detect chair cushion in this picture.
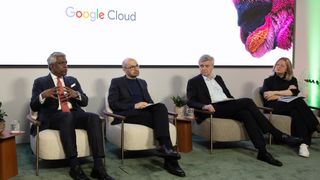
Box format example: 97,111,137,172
269,114,320,138
106,123,177,151
30,129,91,160
192,118,248,142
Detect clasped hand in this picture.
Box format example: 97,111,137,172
41,87,79,99
134,102,149,109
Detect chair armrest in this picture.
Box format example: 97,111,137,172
26,114,40,126
102,110,126,121
194,108,213,115
168,111,178,117
257,106,274,113
309,106,320,110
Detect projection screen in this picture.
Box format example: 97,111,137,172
0,0,294,66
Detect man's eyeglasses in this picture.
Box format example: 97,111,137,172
126,64,139,70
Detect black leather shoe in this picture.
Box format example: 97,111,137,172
279,134,303,146
164,160,186,177
257,152,283,167
155,145,181,160
69,165,90,180
91,167,115,180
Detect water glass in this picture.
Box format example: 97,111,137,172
11,120,20,132
185,107,194,118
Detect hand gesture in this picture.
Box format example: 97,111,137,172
64,87,79,99
41,87,58,99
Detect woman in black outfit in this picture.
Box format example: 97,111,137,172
261,57,320,157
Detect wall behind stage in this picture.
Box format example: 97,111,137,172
0,0,310,143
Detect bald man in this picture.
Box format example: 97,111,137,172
108,58,186,177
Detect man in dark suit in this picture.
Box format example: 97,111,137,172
30,52,114,180
108,58,186,177
186,54,302,167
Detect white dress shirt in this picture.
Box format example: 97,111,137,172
202,75,229,103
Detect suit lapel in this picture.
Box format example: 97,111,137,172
197,74,211,100
46,74,55,88
63,76,71,87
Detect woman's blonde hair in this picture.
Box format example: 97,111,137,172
273,57,293,81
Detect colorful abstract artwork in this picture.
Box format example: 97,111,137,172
233,0,294,57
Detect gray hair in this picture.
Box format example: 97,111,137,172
47,52,66,65
122,58,135,68
198,54,214,65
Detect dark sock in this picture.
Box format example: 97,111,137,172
70,157,79,169
93,157,104,170
158,136,173,148
258,148,267,154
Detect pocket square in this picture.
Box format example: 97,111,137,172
71,83,76,88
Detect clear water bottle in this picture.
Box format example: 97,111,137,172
11,120,20,132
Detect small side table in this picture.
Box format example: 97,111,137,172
175,116,194,153
0,130,24,180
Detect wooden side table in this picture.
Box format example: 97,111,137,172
0,130,24,180
175,116,194,153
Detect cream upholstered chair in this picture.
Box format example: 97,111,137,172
191,109,249,154
253,87,320,138
104,93,177,164
27,111,91,176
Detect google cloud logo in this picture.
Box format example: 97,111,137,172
65,6,136,22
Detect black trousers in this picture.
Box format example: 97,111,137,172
267,98,319,145
120,103,171,140
48,111,105,159
211,98,283,150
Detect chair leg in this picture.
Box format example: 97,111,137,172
210,115,213,154
36,127,39,176
269,134,272,145
174,117,178,151
121,121,124,165
268,112,273,146
102,119,106,166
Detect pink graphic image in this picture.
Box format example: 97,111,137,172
233,0,294,57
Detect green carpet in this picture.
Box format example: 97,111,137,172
11,136,320,180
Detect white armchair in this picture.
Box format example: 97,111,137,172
104,93,177,164
191,109,249,154
27,111,91,176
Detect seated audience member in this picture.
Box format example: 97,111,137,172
108,58,186,177
186,54,302,167
30,52,114,180
261,57,320,157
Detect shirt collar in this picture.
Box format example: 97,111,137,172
202,74,216,81
50,72,59,80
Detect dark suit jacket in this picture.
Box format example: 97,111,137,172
30,74,88,133
108,76,153,123
186,74,233,123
